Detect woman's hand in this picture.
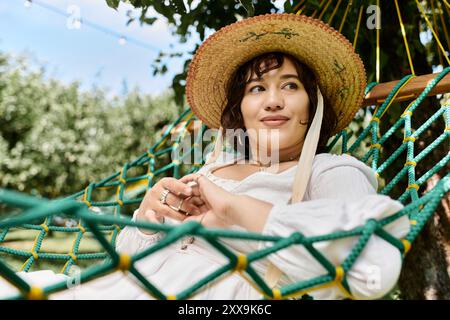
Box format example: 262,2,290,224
180,173,274,232
180,174,233,220
136,177,205,232
179,174,236,228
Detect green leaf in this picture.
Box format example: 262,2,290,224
283,0,292,13
140,17,157,25
105,0,120,10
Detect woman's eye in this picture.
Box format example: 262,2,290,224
284,82,299,90
249,85,264,93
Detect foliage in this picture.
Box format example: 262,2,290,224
0,52,183,198
106,1,450,106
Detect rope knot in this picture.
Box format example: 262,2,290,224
365,219,379,232
370,143,381,149
117,254,131,271
78,225,86,234
402,239,411,255
334,266,345,283
271,289,282,300
407,183,420,191
234,255,248,272
404,161,417,167
83,186,92,207
403,137,416,143
31,251,38,260
291,232,304,243
40,224,49,233
401,111,412,118
27,287,46,300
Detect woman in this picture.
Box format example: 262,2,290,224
0,13,409,300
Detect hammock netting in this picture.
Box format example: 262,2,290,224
0,1,449,300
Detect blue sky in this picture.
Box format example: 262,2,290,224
0,0,204,97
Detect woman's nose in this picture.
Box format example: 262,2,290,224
264,90,284,111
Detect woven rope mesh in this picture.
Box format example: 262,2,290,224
0,66,449,299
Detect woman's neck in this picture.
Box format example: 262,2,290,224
248,142,303,167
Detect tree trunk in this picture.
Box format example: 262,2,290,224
398,175,450,299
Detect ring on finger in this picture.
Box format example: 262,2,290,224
168,197,184,213
160,188,170,205
176,198,185,212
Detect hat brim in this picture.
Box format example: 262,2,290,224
186,13,367,135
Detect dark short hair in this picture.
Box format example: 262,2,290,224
220,52,337,158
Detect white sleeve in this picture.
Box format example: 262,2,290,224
115,209,165,255
260,164,410,300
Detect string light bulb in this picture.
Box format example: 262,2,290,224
21,0,160,52
72,18,82,29
118,36,127,45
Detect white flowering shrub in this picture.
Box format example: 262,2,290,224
0,52,183,198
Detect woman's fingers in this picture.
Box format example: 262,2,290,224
160,177,193,197
180,173,202,184
187,196,204,207
180,174,203,197
164,193,202,216
137,175,206,223
154,200,190,221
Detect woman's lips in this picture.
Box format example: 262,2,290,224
261,119,289,127
261,116,289,127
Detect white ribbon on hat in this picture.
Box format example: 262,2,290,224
290,86,324,203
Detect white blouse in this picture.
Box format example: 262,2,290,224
0,152,410,300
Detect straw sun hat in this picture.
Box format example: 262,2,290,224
186,13,367,204
186,13,366,134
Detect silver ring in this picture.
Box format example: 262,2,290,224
168,197,185,213
168,198,185,213
159,189,170,205
177,198,185,212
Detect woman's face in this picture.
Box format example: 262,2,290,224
240,56,310,160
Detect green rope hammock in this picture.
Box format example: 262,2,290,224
0,67,449,300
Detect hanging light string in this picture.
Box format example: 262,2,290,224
23,0,161,52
